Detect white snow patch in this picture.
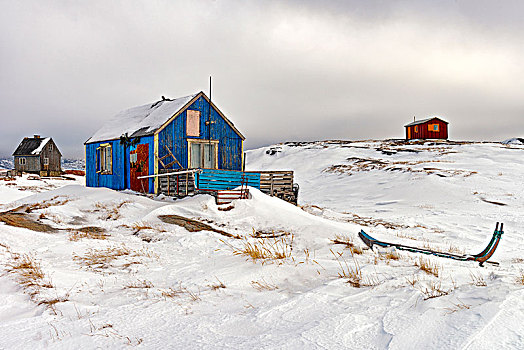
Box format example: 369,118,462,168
31,137,50,154
0,140,523,348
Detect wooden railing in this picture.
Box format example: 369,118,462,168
155,168,298,204
257,171,297,204
196,169,260,191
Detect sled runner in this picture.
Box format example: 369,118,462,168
359,223,504,266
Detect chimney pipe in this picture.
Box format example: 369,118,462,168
34,135,40,139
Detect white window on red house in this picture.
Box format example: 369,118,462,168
44,158,49,165
19,157,26,165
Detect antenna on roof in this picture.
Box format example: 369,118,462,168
414,116,416,122
208,76,212,167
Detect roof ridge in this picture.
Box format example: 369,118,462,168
405,116,448,127
86,92,201,144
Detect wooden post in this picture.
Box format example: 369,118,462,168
185,172,189,196
270,173,274,196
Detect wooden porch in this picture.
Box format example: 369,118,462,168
151,168,298,205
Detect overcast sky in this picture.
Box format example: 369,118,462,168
1,0,523,158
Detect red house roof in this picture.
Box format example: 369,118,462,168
404,117,448,127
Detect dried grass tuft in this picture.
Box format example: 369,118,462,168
444,299,471,314
20,196,70,213
384,251,400,261
73,245,157,270
406,274,419,287
161,286,184,299
418,280,452,300
159,283,201,302
516,270,524,285
124,279,154,289
331,250,363,287
208,277,226,291
6,253,53,289
131,222,167,234
160,283,201,301
395,231,418,240
469,271,487,287
416,257,440,277
222,234,293,263
251,278,278,291
331,234,364,255
93,201,130,220
332,234,355,247
5,253,55,305
446,243,465,255
350,246,364,255
69,231,108,241
186,289,201,302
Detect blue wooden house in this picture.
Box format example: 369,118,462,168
85,92,245,194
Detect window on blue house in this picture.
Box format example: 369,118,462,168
189,140,217,169
96,144,112,174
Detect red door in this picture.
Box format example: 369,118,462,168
130,144,149,193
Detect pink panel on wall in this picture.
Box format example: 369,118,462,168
187,110,200,137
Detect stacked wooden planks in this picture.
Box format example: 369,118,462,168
196,169,260,191
257,171,297,204
158,169,196,197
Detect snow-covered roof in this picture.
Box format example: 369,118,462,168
404,116,448,127
86,93,199,143
13,137,52,156
32,138,50,154
502,138,524,145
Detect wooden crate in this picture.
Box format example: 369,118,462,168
158,169,196,197
257,171,297,204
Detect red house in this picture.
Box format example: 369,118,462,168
404,117,448,140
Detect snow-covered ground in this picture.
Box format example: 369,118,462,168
1,140,523,349
0,174,85,204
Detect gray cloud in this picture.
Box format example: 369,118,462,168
1,0,523,157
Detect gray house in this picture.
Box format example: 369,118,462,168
13,135,62,176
